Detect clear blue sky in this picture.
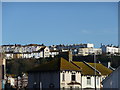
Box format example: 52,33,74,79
2,2,118,47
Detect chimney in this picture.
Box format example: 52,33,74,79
108,62,111,68
59,51,73,62
68,51,73,62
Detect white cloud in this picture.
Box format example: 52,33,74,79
81,30,90,34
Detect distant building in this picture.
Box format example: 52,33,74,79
49,50,59,57
1,44,50,59
78,48,102,56
101,44,119,55
49,43,102,56
49,43,94,51
102,66,120,89
31,46,50,58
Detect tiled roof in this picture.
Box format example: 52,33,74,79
28,58,81,72
88,63,112,75
73,62,100,76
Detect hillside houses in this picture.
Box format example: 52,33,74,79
1,44,50,59
1,43,120,59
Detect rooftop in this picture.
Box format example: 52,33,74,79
73,61,100,76
28,57,81,72
88,63,112,75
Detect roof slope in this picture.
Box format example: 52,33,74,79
73,62,100,75
88,63,112,75
29,58,81,72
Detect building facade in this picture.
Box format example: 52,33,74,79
28,58,81,89
102,66,120,89
101,44,119,55
28,57,112,89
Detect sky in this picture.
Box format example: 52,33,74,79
2,2,118,47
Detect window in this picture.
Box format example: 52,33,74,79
87,77,91,85
62,73,65,81
71,73,76,81
97,77,99,85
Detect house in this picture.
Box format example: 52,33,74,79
28,56,112,89
78,48,102,56
5,52,14,59
31,46,50,58
73,61,112,89
101,44,119,55
28,58,82,89
21,52,32,59
49,50,59,57
102,66,120,89
49,43,94,56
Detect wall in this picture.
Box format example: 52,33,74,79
28,71,60,89
103,67,120,88
60,71,81,88
82,75,101,89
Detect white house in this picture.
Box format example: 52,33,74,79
28,58,81,89
73,61,112,89
101,44,119,55
31,46,50,58
28,57,112,89
102,66,120,89
5,52,14,59
78,48,102,56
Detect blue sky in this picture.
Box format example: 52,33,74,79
2,2,118,47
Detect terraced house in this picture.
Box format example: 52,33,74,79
28,57,112,89
73,61,112,89
28,58,81,89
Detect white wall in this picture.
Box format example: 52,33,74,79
60,71,81,89
101,45,119,54
82,75,101,89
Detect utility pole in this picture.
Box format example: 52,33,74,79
94,53,96,90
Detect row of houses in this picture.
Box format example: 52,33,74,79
1,43,120,59
5,46,50,59
28,57,112,89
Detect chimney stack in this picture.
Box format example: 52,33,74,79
68,51,73,62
